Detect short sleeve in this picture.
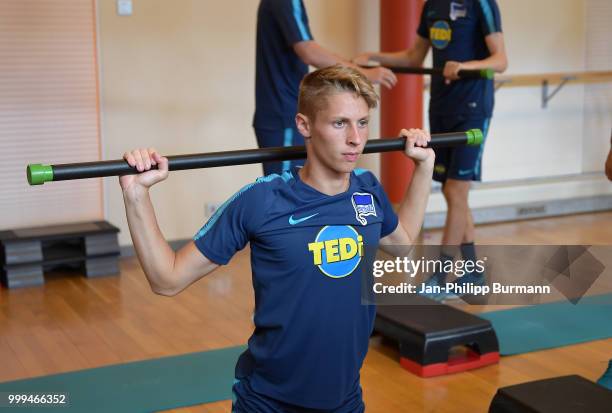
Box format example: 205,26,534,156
193,183,263,265
476,0,502,36
378,185,399,238
271,0,313,47
359,170,398,238
416,2,430,40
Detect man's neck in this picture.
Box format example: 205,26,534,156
299,162,351,196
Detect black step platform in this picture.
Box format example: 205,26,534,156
0,221,120,288
489,375,612,413
374,296,499,377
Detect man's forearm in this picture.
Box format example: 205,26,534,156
461,52,507,73
306,43,374,72
370,50,421,68
123,189,177,293
396,163,433,243
296,41,347,68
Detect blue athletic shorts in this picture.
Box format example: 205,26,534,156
254,125,305,176
429,115,491,183
231,376,365,413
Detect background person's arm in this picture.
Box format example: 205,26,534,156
443,32,508,80
293,40,398,89
606,132,612,181
352,36,431,69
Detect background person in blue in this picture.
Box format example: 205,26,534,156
119,65,434,412
355,0,508,299
254,0,398,176
606,131,612,181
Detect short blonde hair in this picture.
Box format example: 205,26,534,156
298,65,379,119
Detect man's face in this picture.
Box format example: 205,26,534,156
297,91,370,174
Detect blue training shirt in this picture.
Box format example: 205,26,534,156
417,0,502,118
194,167,398,409
254,0,313,130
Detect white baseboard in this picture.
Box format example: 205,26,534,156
425,173,612,228
120,174,612,254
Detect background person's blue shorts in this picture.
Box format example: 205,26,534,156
429,115,491,183
254,125,305,176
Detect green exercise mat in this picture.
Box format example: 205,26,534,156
480,294,612,356
4,294,612,412
0,345,246,413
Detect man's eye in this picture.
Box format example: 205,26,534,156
358,119,369,128
333,120,345,128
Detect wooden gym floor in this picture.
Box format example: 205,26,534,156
1,211,611,412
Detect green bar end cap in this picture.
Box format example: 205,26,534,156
466,129,484,146
27,164,53,185
481,68,495,79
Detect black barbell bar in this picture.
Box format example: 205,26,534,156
27,129,483,185
362,65,494,79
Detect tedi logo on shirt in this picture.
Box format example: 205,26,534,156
430,20,452,49
351,192,377,225
308,226,363,278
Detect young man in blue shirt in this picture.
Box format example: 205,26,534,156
254,0,398,176
120,65,433,411
355,0,508,300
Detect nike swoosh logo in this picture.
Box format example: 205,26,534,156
458,169,473,176
289,213,319,225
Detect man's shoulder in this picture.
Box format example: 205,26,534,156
225,170,296,207
353,169,390,196
247,170,297,195
352,168,380,187
224,171,295,220
255,169,297,185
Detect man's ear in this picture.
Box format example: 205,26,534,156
295,113,311,139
